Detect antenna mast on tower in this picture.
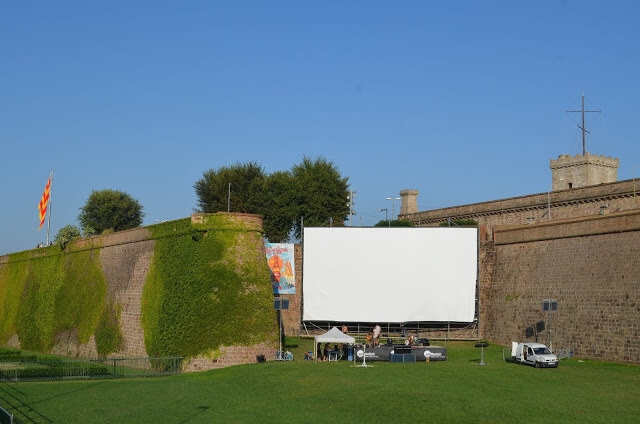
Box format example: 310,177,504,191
566,94,601,155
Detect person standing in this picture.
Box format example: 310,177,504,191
373,324,381,346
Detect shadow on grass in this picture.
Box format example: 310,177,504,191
0,380,107,424
0,380,53,423
178,405,211,423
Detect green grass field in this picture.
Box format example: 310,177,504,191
1,339,639,423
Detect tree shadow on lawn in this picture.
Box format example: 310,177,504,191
0,380,106,424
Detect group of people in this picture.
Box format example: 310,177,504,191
364,324,382,348
313,343,343,361
308,324,424,361
347,324,419,348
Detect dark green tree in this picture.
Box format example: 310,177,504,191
194,157,350,241
438,219,478,227
291,156,350,238
194,162,265,214
78,189,144,234
374,219,414,227
54,224,82,250
250,171,296,242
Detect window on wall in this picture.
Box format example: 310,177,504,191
568,182,573,188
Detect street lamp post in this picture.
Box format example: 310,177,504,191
378,208,388,227
385,197,400,223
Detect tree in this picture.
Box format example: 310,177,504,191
374,219,414,227
250,171,296,242
54,225,82,250
78,189,144,235
438,219,478,227
291,156,350,238
194,162,265,214
193,157,350,241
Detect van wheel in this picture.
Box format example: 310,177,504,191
534,362,540,368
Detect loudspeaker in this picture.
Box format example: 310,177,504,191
394,345,411,354
535,321,545,332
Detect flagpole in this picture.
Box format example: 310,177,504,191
46,170,53,245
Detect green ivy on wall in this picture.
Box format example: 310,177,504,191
0,251,31,343
12,241,115,353
95,300,123,356
54,243,108,345
0,240,122,356
16,248,65,352
142,215,277,358
0,213,275,361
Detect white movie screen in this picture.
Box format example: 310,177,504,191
302,227,477,323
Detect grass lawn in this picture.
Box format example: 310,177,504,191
1,339,639,423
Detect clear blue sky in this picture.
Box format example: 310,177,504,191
2,1,640,255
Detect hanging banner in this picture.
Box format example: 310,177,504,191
265,243,296,294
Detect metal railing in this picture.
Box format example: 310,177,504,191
0,357,184,382
0,406,13,424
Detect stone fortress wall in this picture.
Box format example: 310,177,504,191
399,178,640,235
482,210,640,364
0,213,277,371
397,153,640,364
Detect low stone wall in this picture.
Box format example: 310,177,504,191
184,343,276,372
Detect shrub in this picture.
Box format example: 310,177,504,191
53,225,82,250
438,219,479,227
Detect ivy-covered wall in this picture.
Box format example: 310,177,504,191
0,213,277,368
142,214,278,360
0,241,116,356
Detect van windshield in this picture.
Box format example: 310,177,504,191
534,347,550,355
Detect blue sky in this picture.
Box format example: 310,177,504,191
2,1,640,254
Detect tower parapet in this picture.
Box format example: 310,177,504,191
550,153,618,191
400,189,419,216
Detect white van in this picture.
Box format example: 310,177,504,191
513,342,558,368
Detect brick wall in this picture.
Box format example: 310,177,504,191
480,210,640,364
280,244,302,336
99,234,155,358
184,342,276,371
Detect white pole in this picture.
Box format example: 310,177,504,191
227,183,231,213
46,170,53,245
547,189,551,221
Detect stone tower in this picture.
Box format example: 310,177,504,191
400,189,419,216
550,153,619,191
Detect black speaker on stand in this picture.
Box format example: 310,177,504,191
474,342,489,366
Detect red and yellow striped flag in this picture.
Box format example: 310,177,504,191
38,175,51,230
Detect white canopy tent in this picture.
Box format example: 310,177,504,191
313,327,355,362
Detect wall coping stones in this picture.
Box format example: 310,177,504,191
400,178,640,224
493,209,640,245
